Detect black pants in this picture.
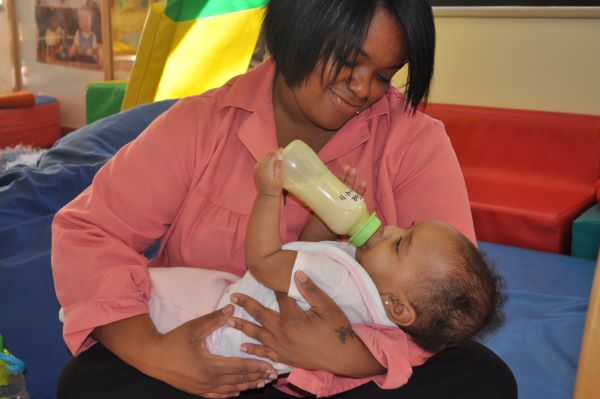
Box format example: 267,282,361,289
57,341,517,399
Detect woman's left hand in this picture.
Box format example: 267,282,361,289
228,270,360,372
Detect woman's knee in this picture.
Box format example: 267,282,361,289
418,341,517,398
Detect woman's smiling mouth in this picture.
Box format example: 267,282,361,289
328,87,362,114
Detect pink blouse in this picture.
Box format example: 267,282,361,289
51,59,474,384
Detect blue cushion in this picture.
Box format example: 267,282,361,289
0,99,175,399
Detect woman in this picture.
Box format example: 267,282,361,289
52,1,516,398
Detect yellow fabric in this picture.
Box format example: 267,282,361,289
121,3,169,110
121,2,264,110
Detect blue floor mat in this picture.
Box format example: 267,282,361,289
479,242,595,399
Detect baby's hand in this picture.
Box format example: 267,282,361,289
254,150,284,196
339,165,367,197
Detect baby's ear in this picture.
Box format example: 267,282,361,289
381,293,416,327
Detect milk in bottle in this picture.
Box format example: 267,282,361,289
281,140,381,246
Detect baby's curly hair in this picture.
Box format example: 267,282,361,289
402,235,506,353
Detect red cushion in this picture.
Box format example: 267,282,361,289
427,104,600,186
0,97,60,148
465,169,595,253
0,91,36,108
425,104,600,253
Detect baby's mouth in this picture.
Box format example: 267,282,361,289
362,225,384,249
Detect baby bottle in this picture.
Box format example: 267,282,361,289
0,335,30,399
281,140,381,246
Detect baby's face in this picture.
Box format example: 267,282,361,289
78,12,91,32
49,15,58,29
355,220,461,300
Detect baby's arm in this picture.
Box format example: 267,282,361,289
245,150,296,293
299,165,367,242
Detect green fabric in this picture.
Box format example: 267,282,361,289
572,202,600,260
85,81,128,125
165,0,267,22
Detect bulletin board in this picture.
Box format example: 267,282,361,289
34,1,104,72
11,0,111,127
6,0,162,127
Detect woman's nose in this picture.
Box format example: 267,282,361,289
348,67,371,100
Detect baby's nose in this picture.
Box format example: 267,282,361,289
383,225,404,238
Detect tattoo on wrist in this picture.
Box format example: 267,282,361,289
335,326,356,344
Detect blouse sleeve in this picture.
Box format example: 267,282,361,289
51,96,214,355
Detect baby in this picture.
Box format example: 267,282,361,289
244,150,505,354
68,7,98,63
148,150,505,389
44,10,66,60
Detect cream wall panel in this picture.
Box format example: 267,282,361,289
394,14,600,116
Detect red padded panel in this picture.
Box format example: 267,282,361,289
426,104,600,187
0,100,61,148
465,170,595,253
424,104,600,253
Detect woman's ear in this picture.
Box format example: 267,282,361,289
381,293,416,327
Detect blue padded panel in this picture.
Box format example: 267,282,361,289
479,242,595,399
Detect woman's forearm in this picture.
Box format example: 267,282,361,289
320,327,386,377
93,308,278,396
92,314,162,374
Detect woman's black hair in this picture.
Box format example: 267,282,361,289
263,0,436,112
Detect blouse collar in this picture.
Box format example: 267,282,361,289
223,59,394,163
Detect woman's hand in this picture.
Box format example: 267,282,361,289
228,271,384,377
94,307,276,399
339,165,367,196
299,165,367,242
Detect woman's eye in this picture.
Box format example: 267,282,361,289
377,74,392,84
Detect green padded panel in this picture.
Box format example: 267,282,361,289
85,81,128,125
572,203,600,260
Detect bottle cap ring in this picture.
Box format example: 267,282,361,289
349,213,381,247
0,351,26,374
